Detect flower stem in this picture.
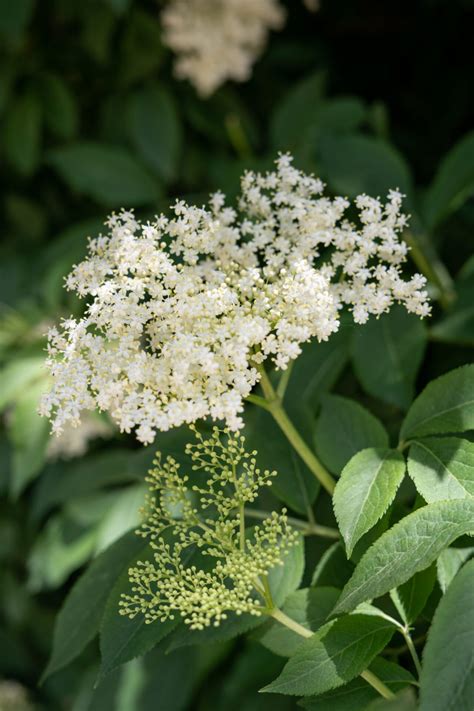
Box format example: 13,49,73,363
245,508,339,539
360,670,396,700
276,361,294,400
403,229,455,310
225,113,253,159
239,503,246,551
255,364,336,494
270,607,312,637
270,608,396,700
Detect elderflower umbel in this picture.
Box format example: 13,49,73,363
40,155,430,443
161,0,285,96
119,428,298,629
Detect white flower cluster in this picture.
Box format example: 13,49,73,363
161,0,286,96
120,428,298,629
40,155,429,443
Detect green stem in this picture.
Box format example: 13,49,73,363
270,607,312,638
239,503,246,551
245,508,339,539
225,113,253,159
245,393,274,412
360,670,396,700
255,364,336,494
262,576,274,609
402,628,422,677
403,229,455,310
270,609,396,700
365,603,422,679
276,361,294,400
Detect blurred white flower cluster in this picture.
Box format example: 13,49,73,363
0,680,32,711
40,155,429,444
161,0,286,96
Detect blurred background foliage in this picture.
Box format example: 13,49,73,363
1,0,474,708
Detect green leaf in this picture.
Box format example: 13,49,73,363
256,587,340,657
431,309,474,346
408,437,474,502
0,62,15,116
270,71,326,149
419,559,474,711
119,10,165,86
300,658,415,711
315,395,389,474
42,531,145,681
8,379,50,497
271,91,366,166
365,688,418,711
48,142,159,206
244,408,318,515
285,319,353,443
32,449,145,520
128,84,182,183
94,485,146,553
82,646,201,711
400,365,474,440
430,258,474,345
318,135,413,201
3,91,42,176
423,131,474,230
138,646,202,711
311,97,366,136
27,512,98,592
437,546,474,593
0,0,34,39
391,564,436,626
267,534,305,607
168,613,263,653
333,499,474,616
261,614,394,696
333,449,405,557
0,357,45,411
99,546,178,681
286,322,352,414
208,641,284,710
352,307,427,410
103,0,131,13
38,73,78,139
311,543,354,589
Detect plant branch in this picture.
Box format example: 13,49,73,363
401,627,422,677
276,361,294,400
254,363,336,494
245,508,339,539
404,229,455,310
360,670,396,700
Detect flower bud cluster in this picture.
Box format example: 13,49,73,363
40,155,429,442
119,428,298,629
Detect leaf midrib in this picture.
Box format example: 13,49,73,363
406,397,474,436
272,622,391,689
412,440,473,497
